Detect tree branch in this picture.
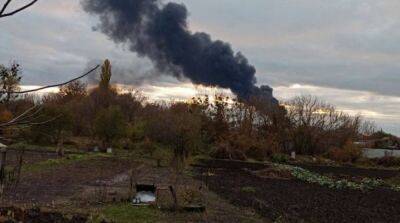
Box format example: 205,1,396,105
0,105,39,127
3,65,99,94
0,0,38,18
0,0,11,15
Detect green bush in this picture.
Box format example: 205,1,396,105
271,153,289,163
127,120,147,142
241,186,256,193
8,142,28,150
94,106,127,148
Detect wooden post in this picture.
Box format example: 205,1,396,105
169,185,178,211
0,148,7,196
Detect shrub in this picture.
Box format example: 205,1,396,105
8,142,28,150
372,156,400,167
143,137,157,155
210,142,247,161
271,153,289,163
152,147,172,167
181,186,203,206
127,120,146,142
246,138,281,161
116,138,134,150
328,140,361,163
245,145,267,161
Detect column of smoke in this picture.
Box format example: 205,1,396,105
81,0,277,104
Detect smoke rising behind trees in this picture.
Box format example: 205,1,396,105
81,0,276,103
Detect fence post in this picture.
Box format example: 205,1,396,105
0,148,6,196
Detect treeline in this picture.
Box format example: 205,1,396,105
0,60,374,161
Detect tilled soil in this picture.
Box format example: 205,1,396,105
3,156,137,205
5,150,58,166
0,207,87,223
195,159,400,223
193,159,269,170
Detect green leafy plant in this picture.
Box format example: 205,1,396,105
271,154,289,163
275,163,400,191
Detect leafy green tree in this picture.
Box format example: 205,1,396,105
100,59,112,90
30,105,73,155
89,59,117,109
94,106,126,149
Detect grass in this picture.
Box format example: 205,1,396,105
92,204,161,223
241,186,257,193
89,190,265,223
22,153,113,173
8,142,80,153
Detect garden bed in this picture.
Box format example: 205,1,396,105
0,207,87,223
195,159,400,222
5,150,58,166
3,155,137,206
295,163,400,179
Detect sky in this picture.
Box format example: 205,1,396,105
1,0,400,135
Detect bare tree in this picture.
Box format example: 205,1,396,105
0,0,38,18
360,120,377,137
286,95,361,155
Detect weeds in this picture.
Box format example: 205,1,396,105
241,186,256,193
23,153,112,173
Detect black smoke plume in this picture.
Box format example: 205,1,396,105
81,0,277,103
